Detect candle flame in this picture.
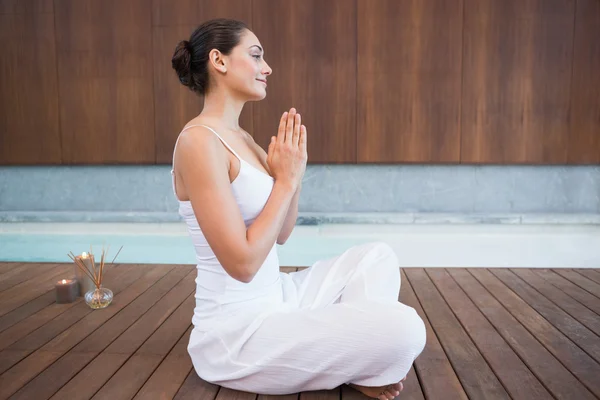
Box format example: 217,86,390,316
81,252,88,258
61,279,67,284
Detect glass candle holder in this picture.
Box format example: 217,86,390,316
84,286,113,309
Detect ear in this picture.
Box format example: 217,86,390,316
208,49,227,74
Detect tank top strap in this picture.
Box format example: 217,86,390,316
192,124,243,161
172,124,243,170
171,124,244,199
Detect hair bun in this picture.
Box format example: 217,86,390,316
172,40,194,87
183,40,193,54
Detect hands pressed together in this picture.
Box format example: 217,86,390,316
266,108,307,191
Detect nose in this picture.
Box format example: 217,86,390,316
263,61,272,76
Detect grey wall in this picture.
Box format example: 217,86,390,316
1,165,599,222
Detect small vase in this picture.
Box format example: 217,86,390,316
85,286,113,309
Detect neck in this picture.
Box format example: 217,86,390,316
200,88,246,132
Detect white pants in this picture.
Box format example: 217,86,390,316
188,242,426,394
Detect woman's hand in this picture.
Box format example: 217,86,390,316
267,107,307,190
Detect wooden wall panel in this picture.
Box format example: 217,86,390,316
461,0,575,164
357,0,463,163
153,0,253,164
55,0,154,164
568,0,600,164
0,0,52,14
0,0,61,164
252,0,356,163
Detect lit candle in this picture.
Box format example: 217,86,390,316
74,252,95,296
55,279,78,303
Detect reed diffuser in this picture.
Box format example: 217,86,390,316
68,245,122,309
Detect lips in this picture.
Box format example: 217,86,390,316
256,79,267,86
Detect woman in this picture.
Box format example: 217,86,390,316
170,18,426,400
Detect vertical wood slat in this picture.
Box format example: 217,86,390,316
55,0,155,164
568,0,600,164
461,0,576,163
357,0,463,163
252,0,357,164
0,0,61,164
152,0,253,164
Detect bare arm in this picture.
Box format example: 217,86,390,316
176,110,305,283
177,129,296,283
276,183,301,245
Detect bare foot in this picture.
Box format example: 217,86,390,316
349,376,406,400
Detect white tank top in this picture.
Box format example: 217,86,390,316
171,124,283,331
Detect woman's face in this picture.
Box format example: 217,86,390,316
220,30,272,101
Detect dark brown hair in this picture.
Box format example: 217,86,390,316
172,18,248,95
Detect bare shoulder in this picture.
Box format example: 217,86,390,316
176,125,225,161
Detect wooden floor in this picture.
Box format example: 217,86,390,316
0,263,599,399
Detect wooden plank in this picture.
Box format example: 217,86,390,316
0,263,24,276
0,4,61,164
532,269,600,316
468,268,600,397
173,369,219,399
574,269,600,287
426,268,552,399
448,268,597,400
9,267,194,400
258,393,298,400
76,291,196,400
491,269,600,363
0,265,145,356
0,263,63,301
0,264,133,332
399,270,467,400
133,326,194,400
405,268,509,399
399,367,424,400
511,269,600,336
0,264,72,317
215,387,256,400
0,266,156,372
299,388,339,400
0,264,136,351
340,366,424,400
0,292,56,333
152,0,252,163
553,269,600,299
0,263,28,288
461,0,575,163
357,0,462,163
55,0,154,164
0,0,53,14
0,263,49,291
568,0,600,163
0,265,176,398
253,0,356,163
